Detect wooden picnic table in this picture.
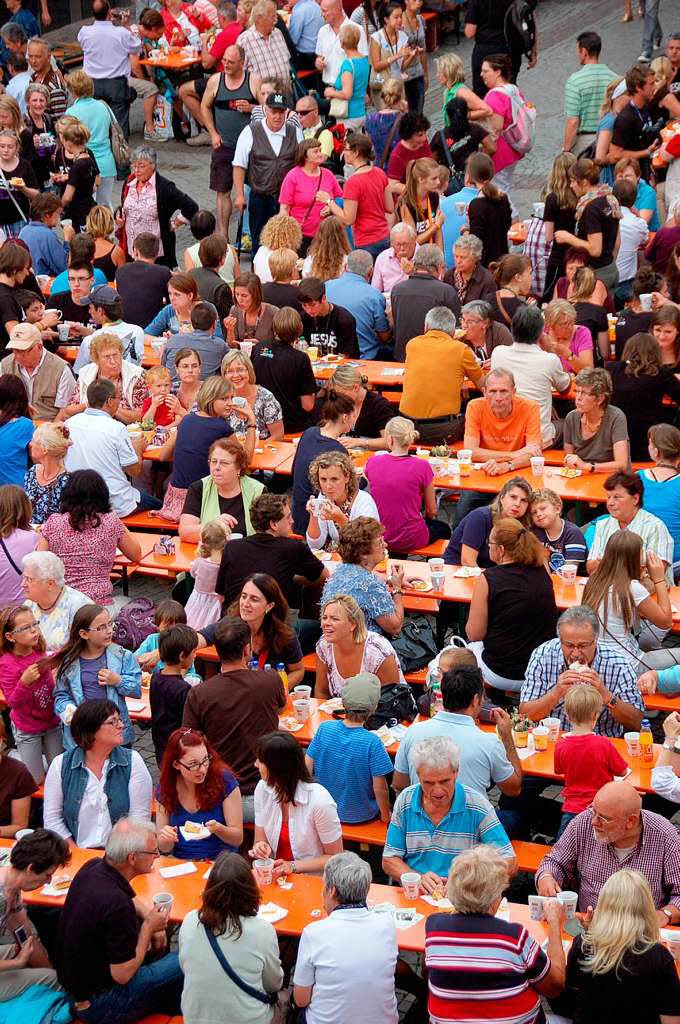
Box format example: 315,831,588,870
58,339,160,369
311,356,406,388
143,439,297,473
139,51,201,69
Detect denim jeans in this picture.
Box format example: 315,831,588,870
135,490,163,512
404,76,425,114
92,75,132,140
361,237,390,261
556,810,577,841
76,952,183,1024
640,0,662,56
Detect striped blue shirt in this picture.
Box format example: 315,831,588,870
383,782,514,877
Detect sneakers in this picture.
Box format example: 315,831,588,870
143,128,167,143
186,130,211,147
637,51,652,61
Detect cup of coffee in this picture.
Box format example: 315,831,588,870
400,872,421,899
150,338,165,356
429,557,445,590
639,292,653,311
293,699,310,723
528,894,544,920
57,322,70,342
152,891,173,914
557,890,578,919
292,685,312,701
625,731,641,757
542,717,561,741
666,933,680,961
45,308,62,321
239,340,254,356
558,563,577,586
530,455,545,477
532,726,549,751
231,396,247,407
60,219,72,230
458,449,472,477
253,858,274,886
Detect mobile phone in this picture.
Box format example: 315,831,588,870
13,925,29,947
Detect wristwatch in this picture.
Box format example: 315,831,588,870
662,906,674,921
590,462,595,473
606,695,619,709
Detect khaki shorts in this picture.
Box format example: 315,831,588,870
128,74,158,99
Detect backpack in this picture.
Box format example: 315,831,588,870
496,83,537,155
390,614,439,673
503,0,537,57
320,121,347,177
112,597,156,651
365,683,418,731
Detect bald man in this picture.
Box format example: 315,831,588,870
535,781,680,924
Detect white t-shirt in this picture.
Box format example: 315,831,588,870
73,321,145,373
315,19,368,85
294,907,398,1024
370,27,408,83
596,578,649,658
490,342,570,444
616,207,649,282
306,489,379,550
64,409,140,516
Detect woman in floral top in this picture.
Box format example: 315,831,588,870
62,333,149,424
23,422,71,526
220,350,283,440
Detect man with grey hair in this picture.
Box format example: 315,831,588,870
391,243,461,361
27,36,67,118
462,366,543,477
520,605,644,737
293,851,399,1023
371,222,418,294
55,816,183,1022
400,305,484,443
383,735,516,895
239,0,291,88
326,249,391,358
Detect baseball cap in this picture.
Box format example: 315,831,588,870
76,284,119,306
7,322,42,350
265,92,289,110
341,672,381,714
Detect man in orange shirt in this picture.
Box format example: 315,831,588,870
464,368,543,475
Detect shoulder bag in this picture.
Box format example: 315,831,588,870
378,112,403,171
203,923,278,1005
101,99,130,170
0,535,22,576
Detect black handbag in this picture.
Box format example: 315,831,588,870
365,682,418,730
390,614,439,673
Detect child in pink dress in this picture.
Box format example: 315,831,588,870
185,520,228,630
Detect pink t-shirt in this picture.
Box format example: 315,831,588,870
364,453,432,551
42,511,125,605
0,650,59,734
554,324,593,373
486,86,522,173
343,166,390,246
279,166,342,238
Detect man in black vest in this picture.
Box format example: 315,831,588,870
232,90,302,252
200,44,259,236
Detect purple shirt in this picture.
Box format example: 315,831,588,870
0,528,39,606
364,453,432,551
553,324,593,374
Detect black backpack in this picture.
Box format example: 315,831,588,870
365,683,418,731
504,0,537,57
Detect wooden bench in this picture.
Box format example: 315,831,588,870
390,539,447,558
122,511,177,532
301,652,427,687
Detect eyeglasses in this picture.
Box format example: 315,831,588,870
103,715,123,727
135,845,160,857
562,641,594,653
89,620,113,633
178,754,211,772
298,107,315,114
9,620,38,634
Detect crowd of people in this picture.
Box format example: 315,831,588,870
1,0,680,1022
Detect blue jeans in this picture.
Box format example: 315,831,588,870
135,490,163,512
361,237,390,261
640,0,662,55
76,952,182,1024
556,810,578,841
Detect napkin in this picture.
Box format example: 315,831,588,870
126,699,147,712
380,367,404,375
159,861,197,878
393,909,424,930
41,881,70,897
318,698,344,714
257,902,288,923
421,894,454,909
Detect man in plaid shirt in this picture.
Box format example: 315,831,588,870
536,780,680,922
520,606,644,738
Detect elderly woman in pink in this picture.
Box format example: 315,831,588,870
480,53,526,217
542,298,594,373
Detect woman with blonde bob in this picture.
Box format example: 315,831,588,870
466,517,557,692
220,349,283,440
435,53,492,132
563,869,680,1023
315,594,404,699
365,415,451,553
84,205,125,277
306,451,379,552
24,422,72,525
542,298,594,373
425,846,565,1021
319,363,393,449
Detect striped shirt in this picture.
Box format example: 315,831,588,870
589,509,675,585
536,807,680,913
520,638,643,737
383,782,514,878
239,26,291,88
563,63,617,134
31,67,68,119
425,913,549,1024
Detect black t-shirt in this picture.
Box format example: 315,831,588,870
262,281,303,313
606,359,680,459
612,102,656,178
214,532,323,605
484,563,559,678
465,0,514,46
300,304,358,358
563,934,680,1024
0,756,35,825
171,413,233,489
352,388,394,438
614,308,653,358
61,149,98,230
56,857,139,1000
543,191,576,265
150,669,190,765
182,479,246,535
491,292,526,326
115,261,172,328
399,190,441,239
0,281,23,357
50,289,94,326
0,158,37,227
573,300,607,357
468,193,512,268
252,340,318,433
577,195,620,268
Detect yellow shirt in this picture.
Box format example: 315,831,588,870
399,330,484,419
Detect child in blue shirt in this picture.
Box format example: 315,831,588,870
135,598,201,685
305,672,393,823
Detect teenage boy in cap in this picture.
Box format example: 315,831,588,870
1,322,76,421
72,284,145,372
232,90,303,252
305,673,393,824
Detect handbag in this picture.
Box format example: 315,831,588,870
390,614,439,673
0,535,22,575
101,100,130,169
364,682,418,730
329,97,348,119
434,128,465,196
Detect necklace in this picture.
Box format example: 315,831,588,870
39,586,64,614
38,464,63,487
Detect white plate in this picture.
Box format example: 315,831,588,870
179,823,210,841
404,578,432,593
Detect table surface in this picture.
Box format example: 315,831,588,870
139,52,201,68
311,356,406,388
58,340,159,369
143,439,297,473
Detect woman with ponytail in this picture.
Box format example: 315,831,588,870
553,157,622,290
489,253,532,326
466,152,512,268
466,516,557,692
396,157,445,248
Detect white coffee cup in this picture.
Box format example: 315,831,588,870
253,858,274,886
400,872,421,899
528,894,544,920
639,292,653,311
429,557,445,589
293,699,310,723
454,201,466,215
624,731,641,757
231,396,247,407
45,308,62,321
152,891,173,913
14,829,34,841
57,322,70,342
558,563,577,586
557,890,578,919
530,455,545,476
292,685,312,701
542,717,561,741
239,340,254,356
666,933,680,961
